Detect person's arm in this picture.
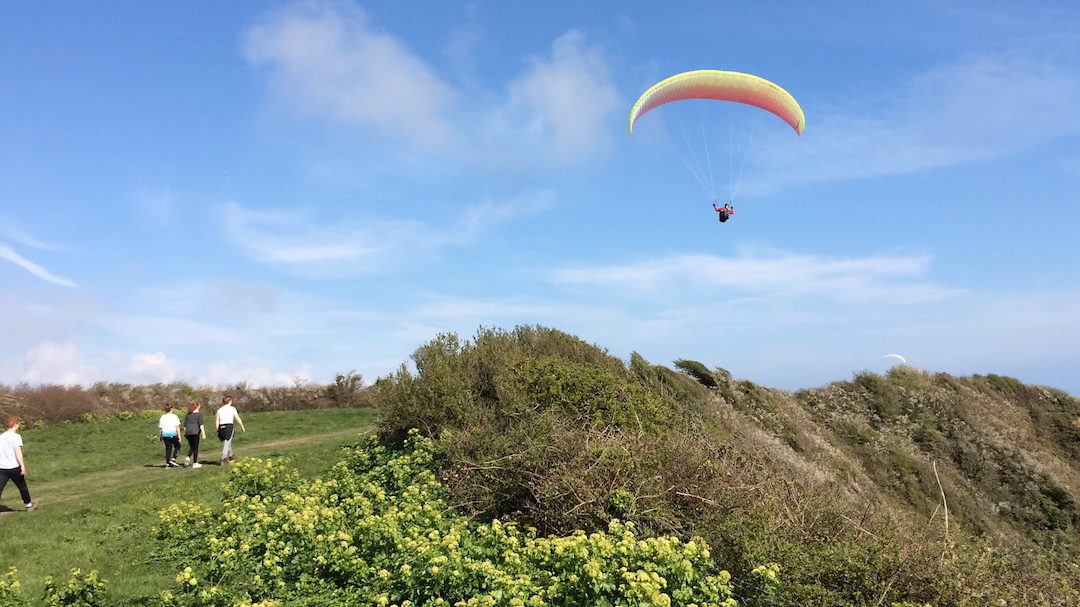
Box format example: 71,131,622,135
235,413,246,433
215,414,220,431
176,423,183,442
200,423,206,440
15,445,25,475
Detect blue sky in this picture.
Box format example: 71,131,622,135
2,0,1079,393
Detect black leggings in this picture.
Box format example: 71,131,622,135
163,436,181,463
185,434,201,463
0,467,32,506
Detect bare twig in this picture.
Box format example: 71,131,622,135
675,491,719,507
933,461,949,566
839,514,884,542
564,498,597,516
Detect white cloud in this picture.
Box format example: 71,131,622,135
550,251,963,304
497,30,623,161
245,3,621,167
0,246,77,288
747,52,1080,193
245,0,457,148
12,342,313,388
21,342,94,386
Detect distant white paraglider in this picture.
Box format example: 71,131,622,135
879,354,907,365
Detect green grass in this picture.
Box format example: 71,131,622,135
0,409,379,604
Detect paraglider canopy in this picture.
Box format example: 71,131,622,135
879,354,907,365
628,70,806,136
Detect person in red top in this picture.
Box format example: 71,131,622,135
713,201,734,223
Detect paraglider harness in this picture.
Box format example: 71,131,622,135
714,201,734,223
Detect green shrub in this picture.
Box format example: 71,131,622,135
852,371,902,421
42,569,108,607
326,371,366,408
673,359,719,388
986,374,1022,395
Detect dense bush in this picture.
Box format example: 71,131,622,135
155,430,753,607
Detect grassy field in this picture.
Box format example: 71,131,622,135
0,408,379,604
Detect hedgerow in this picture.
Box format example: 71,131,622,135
155,430,760,607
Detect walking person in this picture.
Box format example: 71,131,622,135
0,416,37,512
159,405,182,468
215,396,246,466
183,401,206,468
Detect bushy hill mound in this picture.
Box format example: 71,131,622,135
377,325,1080,607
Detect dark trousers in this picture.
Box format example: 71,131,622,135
163,436,181,463
185,434,201,463
0,467,31,506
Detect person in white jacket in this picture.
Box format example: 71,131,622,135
215,396,246,466
0,416,37,511
158,405,182,468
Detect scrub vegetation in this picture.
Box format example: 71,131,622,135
0,371,377,427
2,325,1080,606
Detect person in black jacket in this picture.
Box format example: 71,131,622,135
713,201,734,223
183,401,206,468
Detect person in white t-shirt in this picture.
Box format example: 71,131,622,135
215,396,246,466
158,405,183,468
0,416,37,512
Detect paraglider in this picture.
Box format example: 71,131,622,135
628,70,804,223
713,201,734,222
628,70,805,136
880,354,907,365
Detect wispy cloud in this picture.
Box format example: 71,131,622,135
216,200,441,274
135,188,175,223
460,190,555,235
0,220,65,252
550,251,963,304
217,191,552,275
748,51,1080,193
0,246,77,288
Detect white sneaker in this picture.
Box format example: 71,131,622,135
192,463,202,468
184,456,190,467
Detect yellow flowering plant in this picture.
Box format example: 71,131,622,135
42,568,107,607
156,430,750,607
0,567,24,607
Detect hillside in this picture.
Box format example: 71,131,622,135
377,326,1080,606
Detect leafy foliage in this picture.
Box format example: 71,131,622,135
156,431,745,607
